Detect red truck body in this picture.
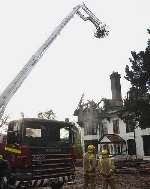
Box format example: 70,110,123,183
0,118,76,188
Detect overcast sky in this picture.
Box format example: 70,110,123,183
0,0,150,121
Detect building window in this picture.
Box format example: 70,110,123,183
127,139,136,155
126,119,135,133
99,123,105,137
113,119,120,134
91,125,97,135
102,122,108,135
84,122,97,135
84,122,89,136
143,135,150,156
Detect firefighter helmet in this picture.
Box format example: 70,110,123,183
87,145,95,153
101,149,109,157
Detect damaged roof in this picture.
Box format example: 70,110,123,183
99,134,125,143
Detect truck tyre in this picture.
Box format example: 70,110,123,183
0,176,9,189
51,182,64,189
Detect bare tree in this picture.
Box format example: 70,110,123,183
37,109,56,120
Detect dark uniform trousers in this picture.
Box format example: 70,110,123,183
102,176,116,189
83,152,96,189
98,158,116,189
84,174,96,189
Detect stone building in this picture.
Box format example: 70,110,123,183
74,72,150,160
74,98,100,153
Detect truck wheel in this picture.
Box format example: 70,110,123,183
51,182,64,189
0,176,9,189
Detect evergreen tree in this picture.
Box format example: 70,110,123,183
121,29,150,129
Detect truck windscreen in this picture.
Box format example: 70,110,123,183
22,121,70,147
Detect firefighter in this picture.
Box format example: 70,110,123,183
83,144,96,189
98,149,116,189
0,155,9,177
0,154,10,189
0,155,6,174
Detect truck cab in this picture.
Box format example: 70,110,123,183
0,118,75,188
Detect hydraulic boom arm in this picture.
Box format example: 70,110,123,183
0,3,108,119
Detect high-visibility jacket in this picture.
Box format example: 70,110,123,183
98,157,114,177
0,154,4,160
83,152,96,176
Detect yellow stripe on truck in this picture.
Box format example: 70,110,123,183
5,147,21,154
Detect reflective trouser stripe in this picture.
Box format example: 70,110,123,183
5,147,21,154
14,175,73,187
43,178,49,186
36,179,41,186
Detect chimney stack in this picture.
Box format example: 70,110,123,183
110,72,122,100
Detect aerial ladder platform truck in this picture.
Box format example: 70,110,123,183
0,3,108,188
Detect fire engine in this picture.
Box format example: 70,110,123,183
0,118,77,188
0,2,108,188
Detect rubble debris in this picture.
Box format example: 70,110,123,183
63,159,150,189
115,159,150,174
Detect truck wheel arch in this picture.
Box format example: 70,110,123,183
51,182,64,189
0,176,9,189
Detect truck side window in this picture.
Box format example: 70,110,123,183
8,122,14,131
60,127,69,142
25,128,41,137
7,122,20,144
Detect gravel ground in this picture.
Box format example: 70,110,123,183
63,167,150,189
37,166,150,189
